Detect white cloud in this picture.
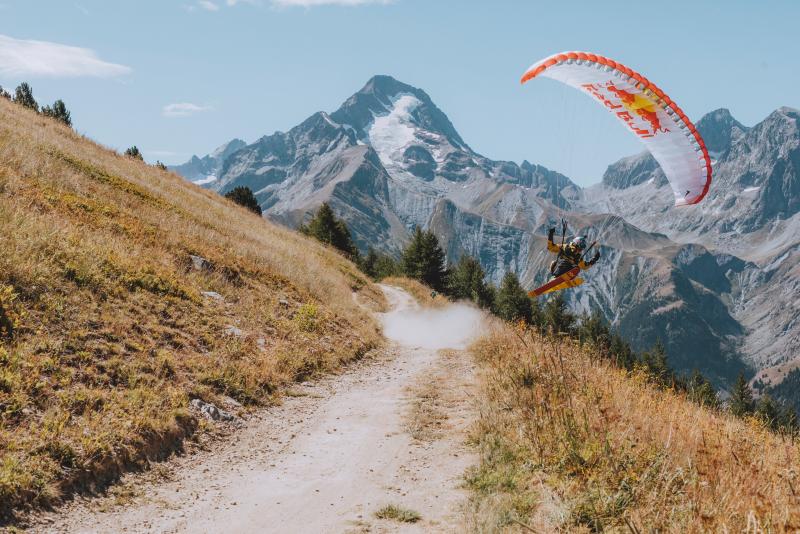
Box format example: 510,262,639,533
198,0,220,10
162,102,214,118
0,34,131,78
271,0,391,5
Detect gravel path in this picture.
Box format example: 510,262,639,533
32,285,486,534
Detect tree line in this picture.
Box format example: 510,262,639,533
1,82,72,127
3,82,174,170
295,201,799,437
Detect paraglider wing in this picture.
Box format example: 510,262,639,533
521,52,711,206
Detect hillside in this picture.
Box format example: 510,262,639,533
469,322,800,532
0,97,383,519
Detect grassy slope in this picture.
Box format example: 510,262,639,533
0,99,384,518
469,324,800,532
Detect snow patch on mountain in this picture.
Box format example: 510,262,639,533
367,94,422,167
194,175,218,186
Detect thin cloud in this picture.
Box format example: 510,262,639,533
0,34,131,78
198,0,220,10
162,102,214,118
271,0,391,6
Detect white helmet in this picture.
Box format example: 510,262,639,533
571,236,588,250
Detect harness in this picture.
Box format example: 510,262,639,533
550,218,568,276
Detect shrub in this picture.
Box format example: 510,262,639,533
224,186,262,216
124,146,144,160
0,285,21,339
294,303,319,332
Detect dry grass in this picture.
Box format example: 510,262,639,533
0,99,383,519
468,323,800,532
375,504,421,523
382,277,446,308
404,350,456,442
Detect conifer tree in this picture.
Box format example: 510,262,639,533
495,271,532,323
0,85,10,99
542,292,575,334
124,146,144,160
41,99,72,126
360,248,379,279
301,202,358,259
641,339,671,386
13,82,38,111
374,254,400,279
609,333,636,370
730,372,755,417
777,403,799,435
224,186,263,216
401,227,448,292
578,308,611,351
448,255,494,309
756,394,780,429
687,370,719,408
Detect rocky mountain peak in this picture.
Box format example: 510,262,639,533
601,151,665,190
331,75,467,150
695,108,748,156
210,138,247,161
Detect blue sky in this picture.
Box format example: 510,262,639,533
1,0,798,185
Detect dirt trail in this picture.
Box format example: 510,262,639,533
33,286,486,533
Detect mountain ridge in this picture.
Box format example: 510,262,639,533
170,75,800,390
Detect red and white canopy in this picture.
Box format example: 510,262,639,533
522,51,711,206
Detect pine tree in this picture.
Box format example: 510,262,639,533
13,82,38,111
756,394,780,429
610,333,636,370
777,403,799,435
687,370,719,408
374,254,400,279
401,227,424,279
542,293,575,334
641,339,671,386
578,308,611,351
124,146,144,161
0,85,10,99
41,99,72,126
400,227,448,292
360,248,379,279
301,203,358,259
155,161,168,171
224,186,263,216
730,372,755,417
448,255,494,309
495,271,532,324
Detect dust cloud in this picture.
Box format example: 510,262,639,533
379,288,487,350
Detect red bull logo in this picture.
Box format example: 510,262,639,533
581,81,669,139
